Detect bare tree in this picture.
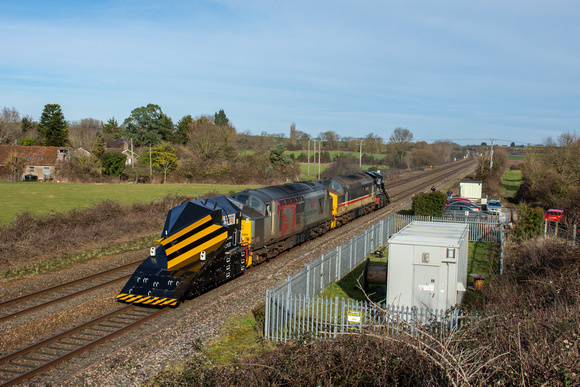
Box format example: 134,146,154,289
0,107,21,144
318,130,340,149
289,122,297,146
6,152,26,181
431,141,455,164
389,127,414,168
68,118,103,151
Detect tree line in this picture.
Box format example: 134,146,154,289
1,104,474,184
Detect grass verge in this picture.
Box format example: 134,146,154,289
0,234,158,279
204,308,274,365
502,169,523,199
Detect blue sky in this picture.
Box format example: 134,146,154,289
1,0,578,145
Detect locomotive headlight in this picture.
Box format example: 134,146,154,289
200,251,206,261
150,247,156,256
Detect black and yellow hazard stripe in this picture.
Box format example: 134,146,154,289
116,293,179,307
159,214,228,271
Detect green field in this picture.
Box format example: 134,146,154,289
299,163,389,181
288,150,386,160
300,163,330,180
502,169,523,198
0,182,260,225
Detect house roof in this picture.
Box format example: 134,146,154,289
0,145,64,166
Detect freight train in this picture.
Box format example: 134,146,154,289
116,171,389,307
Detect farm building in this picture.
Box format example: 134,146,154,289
0,145,69,181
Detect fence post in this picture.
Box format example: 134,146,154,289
333,296,339,337
500,223,505,275
265,289,270,340
305,264,310,298
337,245,342,281
320,254,325,293
364,229,369,256
349,240,353,272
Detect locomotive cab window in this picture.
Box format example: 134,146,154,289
250,196,265,214
233,193,249,206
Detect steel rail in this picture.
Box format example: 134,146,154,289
0,260,141,323
0,305,167,386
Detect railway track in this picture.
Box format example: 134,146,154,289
0,305,167,386
388,159,475,202
0,260,141,324
0,158,476,386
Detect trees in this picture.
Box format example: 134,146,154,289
102,117,122,144
148,143,178,183
214,109,229,128
101,152,126,177
0,107,21,144
123,104,174,146
389,128,413,168
268,143,298,180
289,122,297,148
20,116,38,145
38,104,69,147
175,115,194,145
518,132,580,210
364,133,384,154
6,152,26,180
68,118,102,151
187,115,237,161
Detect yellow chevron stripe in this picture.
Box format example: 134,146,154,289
167,231,228,270
116,294,178,307
165,224,223,255
159,215,213,245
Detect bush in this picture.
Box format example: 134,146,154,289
513,204,544,239
411,191,447,217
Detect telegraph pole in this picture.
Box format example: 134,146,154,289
317,139,321,180
307,139,310,178
489,139,494,169
359,140,363,169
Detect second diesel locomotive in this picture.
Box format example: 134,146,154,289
116,171,389,307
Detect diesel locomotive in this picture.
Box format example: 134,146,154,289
116,171,389,307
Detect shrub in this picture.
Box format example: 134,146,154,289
411,191,447,217
513,204,544,239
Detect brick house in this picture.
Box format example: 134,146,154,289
0,145,69,181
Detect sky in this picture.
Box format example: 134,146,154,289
1,1,579,146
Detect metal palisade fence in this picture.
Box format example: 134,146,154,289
266,294,467,342
264,214,504,341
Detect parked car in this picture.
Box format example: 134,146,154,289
24,174,38,181
445,197,470,206
446,201,482,211
444,204,488,219
545,208,564,222
486,200,502,214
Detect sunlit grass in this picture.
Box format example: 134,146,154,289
502,169,523,198
205,309,274,365
0,182,259,225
